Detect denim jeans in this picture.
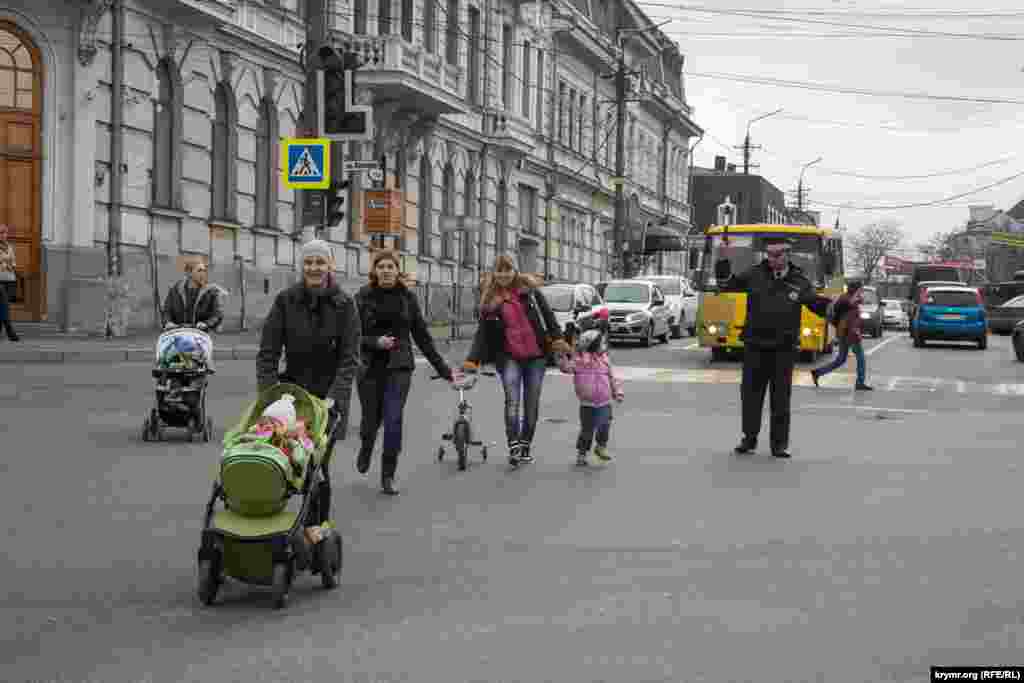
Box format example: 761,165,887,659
577,404,612,452
497,357,547,445
814,339,866,385
357,370,413,478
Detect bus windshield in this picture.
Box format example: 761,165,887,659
702,233,824,288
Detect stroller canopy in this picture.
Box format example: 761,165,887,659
156,328,213,370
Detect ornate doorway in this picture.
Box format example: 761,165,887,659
0,22,43,321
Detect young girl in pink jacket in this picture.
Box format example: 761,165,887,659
558,321,625,466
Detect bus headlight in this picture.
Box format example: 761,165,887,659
802,327,813,337
707,324,719,335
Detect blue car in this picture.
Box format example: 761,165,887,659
912,286,987,350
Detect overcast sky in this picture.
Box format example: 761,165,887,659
649,0,1024,253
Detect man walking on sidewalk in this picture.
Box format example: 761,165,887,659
811,281,873,391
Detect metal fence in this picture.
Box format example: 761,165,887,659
409,283,481,340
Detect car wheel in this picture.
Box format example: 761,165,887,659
913,333,925,348
1015,339,1024,362
670,324,682,339
642,324,654,347
978,335,987,350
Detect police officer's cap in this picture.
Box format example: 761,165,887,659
762,236,794,247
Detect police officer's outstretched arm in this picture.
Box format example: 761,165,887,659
714,256,753,292
256,293,286,390
325,294,361,441
796,279,831,318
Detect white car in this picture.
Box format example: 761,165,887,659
633,275,698,338
881,298,909,329
601,280,672,346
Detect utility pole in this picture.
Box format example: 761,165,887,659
612,40,630,279
739,109,781,176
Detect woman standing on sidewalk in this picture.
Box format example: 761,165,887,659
463,255,570,466
0,224,20,342
811,281,873,391
354,250,455,495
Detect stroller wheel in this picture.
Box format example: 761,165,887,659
319,533,342,590
271,562,292,609
196,558,220,606
482,446,488,461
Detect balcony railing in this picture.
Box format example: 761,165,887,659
334,34,464,107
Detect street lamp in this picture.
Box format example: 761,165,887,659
797,156,822,213
742,108,782,175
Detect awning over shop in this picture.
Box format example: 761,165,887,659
632,224,686,253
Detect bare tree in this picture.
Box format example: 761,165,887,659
848,221,904,284
917,230,957,261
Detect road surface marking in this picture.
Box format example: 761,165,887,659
865,335,899,356
956,380,967,394
683,341,700,350
802,404,931,415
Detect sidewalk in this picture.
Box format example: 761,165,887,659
0,324,474,364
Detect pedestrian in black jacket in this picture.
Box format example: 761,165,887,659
715,235,831,458
162,258,224,332
257,239,360,544
354,249,454,495
463,254,571,465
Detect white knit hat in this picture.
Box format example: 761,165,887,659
262,394,297,430
301,239,333,262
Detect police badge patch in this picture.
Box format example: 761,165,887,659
789,291,799,301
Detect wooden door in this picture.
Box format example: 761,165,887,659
0,22,42,321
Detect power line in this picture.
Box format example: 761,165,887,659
635,2,1024,41
683,71,1024,105
648,5,1024,19
806,169,1024,210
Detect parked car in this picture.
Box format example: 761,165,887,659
1013,319,1024,361
601,279,672,347
858,286,883,338
985,294,1024,334
538,283,604,337
881,299,909,329
911,286,987,350
631,275,698,338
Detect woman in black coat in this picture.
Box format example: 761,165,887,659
355,249,454,495
257,239,360,545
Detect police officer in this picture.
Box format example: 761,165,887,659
715,235,831,458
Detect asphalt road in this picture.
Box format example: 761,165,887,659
3,330,1023,682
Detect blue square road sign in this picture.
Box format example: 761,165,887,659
282,138,330,189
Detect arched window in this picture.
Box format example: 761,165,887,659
210,83,238,222
0,27,36,111
254,97,279,229
153,58,183,209
441,163,455,260
418,153,433,256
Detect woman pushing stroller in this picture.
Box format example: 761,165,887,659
256,239,360,548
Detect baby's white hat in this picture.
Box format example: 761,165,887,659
262,394,297,430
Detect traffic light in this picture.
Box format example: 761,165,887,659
325,179,350,228
316,47,373,140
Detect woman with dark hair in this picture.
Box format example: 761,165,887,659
257,239,360,546
463,255,570,465
355,249,455,495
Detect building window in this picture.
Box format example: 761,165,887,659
418,154,433,256
424,0,436,53
0,27,35,111
496,180,509,255
354,0,367,34
153,57,183,210
521,41,531,118
463,173,477,264
568,88,576,150
535,48,544,132
518,184,537,236
210,82,238,222
378,0,392,35
254,97,279,229
578,94,586,152
467,7,481,104
558,82,567,142
502,24,513,111
401,0,413,41
445,0,459,65
441,163,456,260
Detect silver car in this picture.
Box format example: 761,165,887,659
633,275,699,338
601,280,672,346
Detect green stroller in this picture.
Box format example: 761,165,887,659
196,383,343,609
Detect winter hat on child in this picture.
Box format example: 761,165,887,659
262,394,297,430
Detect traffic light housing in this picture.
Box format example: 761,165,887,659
316,47,373,140
325,179,350,228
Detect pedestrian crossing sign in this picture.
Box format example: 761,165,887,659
282,138,330,189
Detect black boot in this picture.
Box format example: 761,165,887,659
517,442,534,464
380,475,399,496
355,439,372,475
2,320,16,342
733,436,757,455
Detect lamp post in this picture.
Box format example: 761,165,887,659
742,108,782,175
797,156,822,215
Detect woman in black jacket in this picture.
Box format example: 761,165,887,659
355,249,454,495
463,255,570,465
257,239,360,545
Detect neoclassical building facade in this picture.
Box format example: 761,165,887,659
5,0,698,332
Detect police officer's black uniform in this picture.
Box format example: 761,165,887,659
715,239,830,458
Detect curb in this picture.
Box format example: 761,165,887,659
0,339,473,364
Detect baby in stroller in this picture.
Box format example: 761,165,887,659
144,327,215,442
